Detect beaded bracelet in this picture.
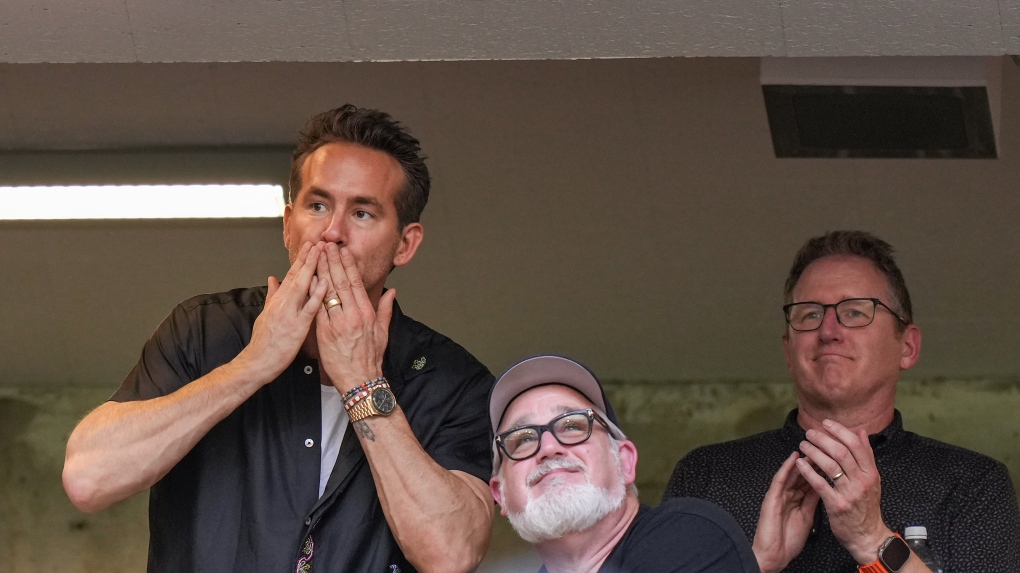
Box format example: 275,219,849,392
340,377,386,403
344,384,387,410
344,390,369,411
341,377,388,406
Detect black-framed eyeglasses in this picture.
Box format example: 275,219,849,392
783,297,909,332
494,409,610,462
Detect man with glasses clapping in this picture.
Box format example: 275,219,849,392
488,355,760,573
664,230,1020,573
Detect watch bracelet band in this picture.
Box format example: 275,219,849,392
858,534,905,573
347,391,385,422
341,376,387,404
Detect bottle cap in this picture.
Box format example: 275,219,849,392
904,525,928,540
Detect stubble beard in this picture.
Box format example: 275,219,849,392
501,452,628,544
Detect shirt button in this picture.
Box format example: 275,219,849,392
304,439,314,448
305,517,311,525
303,365,313,375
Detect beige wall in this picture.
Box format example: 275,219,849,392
3,58,1020,388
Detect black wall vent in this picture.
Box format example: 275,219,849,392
760,57,1001,160
763,85,996,159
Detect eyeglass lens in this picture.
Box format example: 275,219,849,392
500,411,594,460
787,298,877,331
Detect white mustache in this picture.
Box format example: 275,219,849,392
527,458,587,487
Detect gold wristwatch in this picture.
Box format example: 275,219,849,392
347,386,397,422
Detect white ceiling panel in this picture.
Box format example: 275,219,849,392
1002,2,1020,54
125,0,353,62
551,1,786,58
2,1,1019,64
343,0,788,60
781,0,1006,56
344,1,575,61
0,0,136,63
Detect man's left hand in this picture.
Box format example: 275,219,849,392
796,419,894,565
315,242,395,393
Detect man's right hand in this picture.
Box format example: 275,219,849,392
239,241,327,378
63,242,327,513
753,451,820,573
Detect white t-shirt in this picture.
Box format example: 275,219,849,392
319,384,350,498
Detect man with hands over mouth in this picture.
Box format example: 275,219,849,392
664,230,1020,573
62,105,495,573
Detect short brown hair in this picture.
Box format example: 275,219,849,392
289,105,430,230
784,230,913,325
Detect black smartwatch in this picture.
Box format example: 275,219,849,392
859,535,911,573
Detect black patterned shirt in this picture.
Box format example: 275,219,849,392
112,288,494,573
663,410,1020,572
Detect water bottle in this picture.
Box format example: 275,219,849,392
904,526,944,573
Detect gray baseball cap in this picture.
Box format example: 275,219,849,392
489,355,619,435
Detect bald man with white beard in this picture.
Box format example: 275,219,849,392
488,355,760,573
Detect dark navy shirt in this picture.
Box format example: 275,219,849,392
112,287,494,573
536,498,760,573
664,409,1020,572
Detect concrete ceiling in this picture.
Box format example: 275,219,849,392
2,0,1020,64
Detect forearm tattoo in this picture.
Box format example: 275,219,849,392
354,420,376,442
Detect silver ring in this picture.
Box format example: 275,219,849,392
831,471,844,481
324,298,341,310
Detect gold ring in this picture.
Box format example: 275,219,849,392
324,298,341,310
831,471,844,481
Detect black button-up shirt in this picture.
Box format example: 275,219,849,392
664,409,1020,572
112,287,494,573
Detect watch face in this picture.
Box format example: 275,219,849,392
879,536,911,571
371,388,396,414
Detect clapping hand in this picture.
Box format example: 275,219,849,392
796,419,893,565
754,451,820,573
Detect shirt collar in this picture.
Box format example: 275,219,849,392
781,408,904,455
